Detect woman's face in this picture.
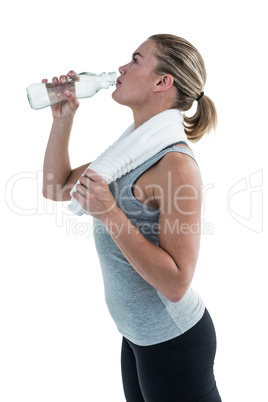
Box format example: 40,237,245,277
112,40,160,110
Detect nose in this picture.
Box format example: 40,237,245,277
119,62,129,76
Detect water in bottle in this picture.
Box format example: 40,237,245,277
26,72,117,110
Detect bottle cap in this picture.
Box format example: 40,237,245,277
107,72,117,84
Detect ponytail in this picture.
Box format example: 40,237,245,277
184,95,217,142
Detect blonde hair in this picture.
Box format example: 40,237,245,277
149,34,217,142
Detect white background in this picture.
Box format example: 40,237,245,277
1,0,267,401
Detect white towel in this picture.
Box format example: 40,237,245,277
68,108,187,216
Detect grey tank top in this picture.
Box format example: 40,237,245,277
93,144,205,346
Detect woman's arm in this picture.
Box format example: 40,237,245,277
42,71,90,201
43,116,90,201
73,152,202,302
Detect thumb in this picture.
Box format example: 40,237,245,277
64,90,80,109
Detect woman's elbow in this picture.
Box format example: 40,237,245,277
42,186,71,201
167,295,182,303
42,188,56,200
165,274,192,303
165,286,189,303
166,292,185,303
42,188,60,201
42,188,51,200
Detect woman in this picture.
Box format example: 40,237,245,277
43,34,221,401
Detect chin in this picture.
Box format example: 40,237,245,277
111,89,119,103
112,90,129,107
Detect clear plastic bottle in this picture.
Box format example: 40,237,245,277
26,72,117,110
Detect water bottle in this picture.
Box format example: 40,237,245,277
26,72,117,110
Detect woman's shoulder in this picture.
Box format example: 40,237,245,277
156,143,198,170
153,144,201,187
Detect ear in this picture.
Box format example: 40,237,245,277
153,74,174,92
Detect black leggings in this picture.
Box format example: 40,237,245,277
121,309,221,402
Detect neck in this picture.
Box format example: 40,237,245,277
132,93,176,129
133,105,172,130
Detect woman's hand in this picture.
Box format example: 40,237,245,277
42,70,79,120
72,169,118,220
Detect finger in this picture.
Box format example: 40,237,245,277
75,183,86,196
59,75,67,83
42,78,48,83
64,90,80,108
85,169,104,183
52,76,59,84
79,175,93,188
67,70,77,77
67,70,79,82
72,190,86,207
